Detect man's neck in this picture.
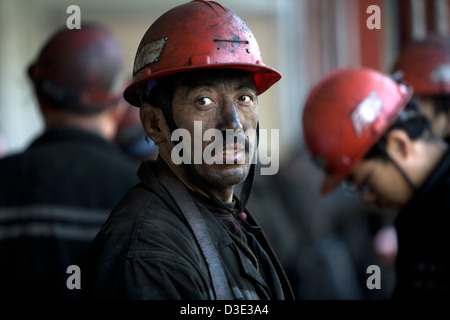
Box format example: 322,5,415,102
413,138,449,188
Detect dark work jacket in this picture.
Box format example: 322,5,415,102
393,149,450,299
82,158,294,300
0,128,139,299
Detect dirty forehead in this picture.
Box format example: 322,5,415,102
157,69,257,93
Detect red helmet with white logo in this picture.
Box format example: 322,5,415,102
123,0,281,107
302,68,413,195
393,33,450,96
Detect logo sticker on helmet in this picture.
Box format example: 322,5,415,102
133,37,168,74
430,63,450,84
351,91,383,137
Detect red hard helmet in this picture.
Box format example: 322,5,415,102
123,0,281,107
28,24,124,112
393,33,450,96
302,68,413,195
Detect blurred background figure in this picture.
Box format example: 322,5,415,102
376,33,450,284
301,67,450,299
114,99,158,163
0,24,139,299
393,34,450,143
247,148,396,300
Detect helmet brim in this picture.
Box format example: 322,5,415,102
123,63,281,107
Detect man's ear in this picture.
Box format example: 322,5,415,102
140,102,169,143
385,129,413,162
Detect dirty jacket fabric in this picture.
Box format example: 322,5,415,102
393,149,450,299
82,158,294,300
0,128,139,299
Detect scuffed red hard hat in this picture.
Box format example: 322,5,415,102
393,33,450,96
302,68,413,195
124,0,281,107
28,24,124,112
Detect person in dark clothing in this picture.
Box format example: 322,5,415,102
84,158,290,299
82,0,294,300
302,67,450,299
0,24,139,299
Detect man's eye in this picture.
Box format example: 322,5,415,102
196,97,214,106
238,95,252,103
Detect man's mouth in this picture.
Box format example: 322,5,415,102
220,144,245,163
223,147,239,155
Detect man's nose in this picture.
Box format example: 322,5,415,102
218,96,244,131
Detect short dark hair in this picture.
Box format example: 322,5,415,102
364,98,434,160
430,94,450,115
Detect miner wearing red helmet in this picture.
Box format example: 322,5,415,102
393,34,450,142
0,24,139,299
303,67,450,299
82,1,294,300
